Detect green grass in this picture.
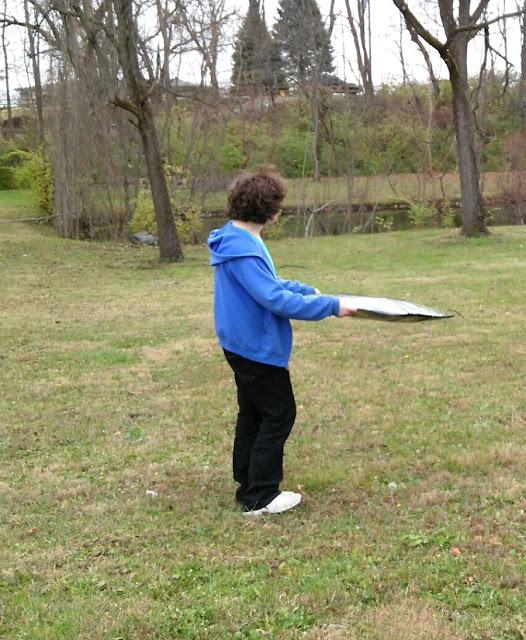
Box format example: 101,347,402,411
0,189,33,219
203,171,512,212
0,202,525,639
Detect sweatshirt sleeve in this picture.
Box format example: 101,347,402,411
230,257,340,320
276,276,316,295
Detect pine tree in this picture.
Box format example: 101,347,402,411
273,0,334,86
231,0,283,94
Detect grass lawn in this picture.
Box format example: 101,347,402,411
1,191,525,639
202,171,517,212
0,189,34,221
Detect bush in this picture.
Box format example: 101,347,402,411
407,200,435,228
276,127,316,178
0,164,13,189
219,142,243,173
129,190,203,244
6,150,55,212
13,151,54,213
0,149,32,190
408,199,456,229
261,213,287,240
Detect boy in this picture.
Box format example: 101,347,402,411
208,168,356,516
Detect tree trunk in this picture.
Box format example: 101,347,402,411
310,0,336,181
311,79,323,181
113,0,183,262
391,0,496,236
521,0,526,134
1,3,12,131
343,0,374,100
24,0,45,145
138,107,184,261
446,34,488,235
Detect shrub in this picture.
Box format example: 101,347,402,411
0,149,32,190
276,127,316,178
407,200,435,228
438,201,457,228
0,164,13,189
261,213,287,240
219,142,244,173
16,151,54,213
129,190,203,244
408,199,456,229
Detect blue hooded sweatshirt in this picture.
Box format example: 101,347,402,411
208,221,340,367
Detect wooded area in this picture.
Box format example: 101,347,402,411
0,0,525,261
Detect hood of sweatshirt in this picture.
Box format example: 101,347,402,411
208,221,268,266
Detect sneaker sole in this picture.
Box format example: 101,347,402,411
244,494,302,516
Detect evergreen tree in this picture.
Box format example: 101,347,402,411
231,0,283,94
273,0,334,86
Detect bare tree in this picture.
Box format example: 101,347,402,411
111,0,183,261
23,0,45,144
398,13,441,105
520,0,526,132
50,62,87,239
1,0,12,128
343,0,373,99
173,0,234,98
392,0,524,235
309,0,336,180
3,0,184,262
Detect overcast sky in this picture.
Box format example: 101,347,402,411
2,0,522,104
216,0,523,87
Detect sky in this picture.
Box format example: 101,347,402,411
1,0,522,105
216,0,523,87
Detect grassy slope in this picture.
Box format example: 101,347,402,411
1,191,526,639
202,171,515,212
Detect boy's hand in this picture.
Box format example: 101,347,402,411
338,300,357,317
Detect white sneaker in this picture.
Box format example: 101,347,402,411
244,491,302,516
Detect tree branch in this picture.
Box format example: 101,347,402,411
454,8,526,36
470,0,491,24
0,15,55,46
0,214,58,223
391,0,447,56
111,94,141,118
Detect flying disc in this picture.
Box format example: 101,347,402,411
334,293,454,322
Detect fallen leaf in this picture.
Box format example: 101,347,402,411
450,545,461,555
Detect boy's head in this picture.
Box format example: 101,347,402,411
227,167,287,224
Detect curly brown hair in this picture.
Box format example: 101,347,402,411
226,167,287,224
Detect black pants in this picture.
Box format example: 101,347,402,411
223,349,296,511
